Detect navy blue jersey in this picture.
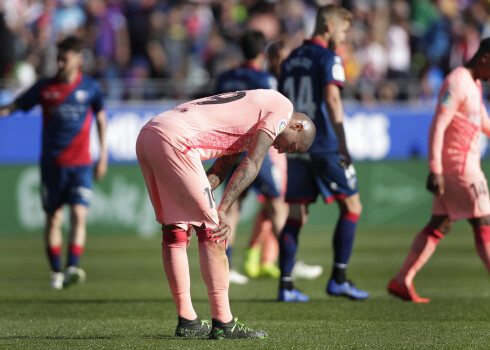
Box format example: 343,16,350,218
279,39,345,154
16,71,104,166
215,63,277,94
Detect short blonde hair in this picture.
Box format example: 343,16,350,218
314,5,352,35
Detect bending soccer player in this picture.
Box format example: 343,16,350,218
388,38,490,302
0,36,108,290
136,89,315,339
277,4,369,302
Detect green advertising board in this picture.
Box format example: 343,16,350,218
2,160,489,237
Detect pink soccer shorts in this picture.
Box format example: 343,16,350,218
432,170,490,221
136,128,219,230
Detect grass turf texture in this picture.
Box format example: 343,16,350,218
1,225,489,349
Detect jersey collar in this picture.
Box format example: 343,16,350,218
56,70,82,86
304,38,327,49
240,61,261,71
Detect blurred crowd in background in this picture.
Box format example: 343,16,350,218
1,0,490,103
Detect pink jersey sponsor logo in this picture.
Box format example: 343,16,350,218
440,90,453,107
276,119,287,136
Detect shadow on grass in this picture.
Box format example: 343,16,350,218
142,334,209,341
1,334,209,341
1,298,168,304
2,298,284,304
0,335,125,340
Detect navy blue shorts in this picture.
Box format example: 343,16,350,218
40,164,94,213
285,152,358,204
227,152,282,199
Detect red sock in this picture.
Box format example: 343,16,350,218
197,228,233,323
67,244,84,267
162,227,197,320
248,210,269,248
473,225,490,273
46,246,62,272
395,224,444,285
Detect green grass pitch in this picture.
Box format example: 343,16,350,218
1,225,489,349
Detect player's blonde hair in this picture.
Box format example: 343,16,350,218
314,5,352,35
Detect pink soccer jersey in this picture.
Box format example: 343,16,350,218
429,66,490,220
143,89,293,160
428,67,490,176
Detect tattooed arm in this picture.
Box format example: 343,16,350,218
210,130,274,242
206,153,242,191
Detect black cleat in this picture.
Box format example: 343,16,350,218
209,317,267,340
175,316,211,338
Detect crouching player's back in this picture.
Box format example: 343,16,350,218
136,89,315,339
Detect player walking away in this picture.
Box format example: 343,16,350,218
387,38,490,302
277,5,369,302
136,89,315,339
0,36,108,289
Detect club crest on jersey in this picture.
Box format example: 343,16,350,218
277,119,288,136
440,90,453,107
332,63,345,82
75,90,88,103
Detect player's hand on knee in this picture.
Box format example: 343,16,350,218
210,211,231,244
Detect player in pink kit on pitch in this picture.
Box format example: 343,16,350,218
136,89,315,339
388,38,490,303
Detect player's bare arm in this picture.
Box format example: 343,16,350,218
206,152,242,191
94,110,108,180
0,102,18,118
210,130,273,242
324,83,351,166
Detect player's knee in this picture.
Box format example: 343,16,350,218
339,194,362,215
196,227,219,243
162,226,187,244
47,208,64,228
424,223,448,238
469,216,490,227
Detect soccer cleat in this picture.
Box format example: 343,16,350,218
277,288,310,302
291,261,323,280
243,247,261,278
175,316,211,338
209,317,267,340
259,263,280,278
229,268,249,285
387,279,429,303
63,266,86,287
326,279,370,300
50,271,64,290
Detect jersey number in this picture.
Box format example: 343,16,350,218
204,187,215,209
282,76,316,119
470,181,487,199
195,91,246,105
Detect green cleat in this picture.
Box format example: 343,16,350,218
259,263,280,278
175,316,211,338
209,317,267,340
243,247,261,278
